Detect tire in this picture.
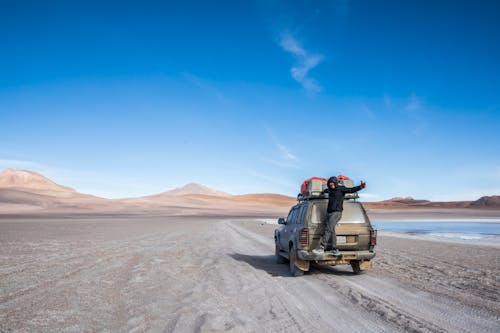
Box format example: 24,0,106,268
289,245,304,277
351,260,362,274
275,243,287,264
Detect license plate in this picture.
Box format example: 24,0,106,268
336,236,347,244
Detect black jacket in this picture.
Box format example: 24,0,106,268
325,185,363,213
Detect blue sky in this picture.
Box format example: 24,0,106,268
1,0,499,200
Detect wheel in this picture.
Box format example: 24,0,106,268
289,245,304,277
275,243,287,264
351,261,362,274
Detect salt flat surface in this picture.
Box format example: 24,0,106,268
1,216,498,332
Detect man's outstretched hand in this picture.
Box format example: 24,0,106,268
360,181,367,189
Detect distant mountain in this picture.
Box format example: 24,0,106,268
382,197,431,205
0,169,120,213
469,196,500,208
154,183,230,197
364,195,500,209
0,169,75,193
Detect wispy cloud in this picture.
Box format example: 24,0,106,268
402,92,428,134
183,73,229,104
266,127,296,161
361,103,376,120
278,32,324,94
277,143,296,161
264,126,299,168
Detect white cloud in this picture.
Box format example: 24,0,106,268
182,72,228,104
263,126,299,169
280,33,306,57
401,92,428,134
279,32,324,94
277,143,296,161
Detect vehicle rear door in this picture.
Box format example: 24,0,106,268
336,201,371,250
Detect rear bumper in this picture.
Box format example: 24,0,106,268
297,249,376,262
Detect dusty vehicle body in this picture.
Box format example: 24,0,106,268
274,198,377,276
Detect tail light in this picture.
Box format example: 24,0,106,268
299,228,309,247
370,229,377,246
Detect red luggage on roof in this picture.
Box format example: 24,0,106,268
299,175,357,200
300,177,327,198
337,174,350,185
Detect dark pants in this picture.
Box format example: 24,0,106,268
321,211,342,250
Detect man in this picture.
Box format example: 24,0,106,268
312,176,366,256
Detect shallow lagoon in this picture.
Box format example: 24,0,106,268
372,219,500,242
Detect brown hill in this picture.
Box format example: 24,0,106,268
469,196,500,208
0,169,75,193
364,195,500,210
149,183,230,198
0,169,124,213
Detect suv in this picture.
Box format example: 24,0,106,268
274,198,377,276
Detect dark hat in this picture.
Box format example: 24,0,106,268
328,176,338,185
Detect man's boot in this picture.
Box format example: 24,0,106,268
330,248,341,257
312,245,325,255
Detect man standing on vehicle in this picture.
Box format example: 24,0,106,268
313,176,366,256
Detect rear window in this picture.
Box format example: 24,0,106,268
310,201,367,224
341,202,367,224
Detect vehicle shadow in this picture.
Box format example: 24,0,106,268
229,253,360,277
229,253,291,277
308,264,359,276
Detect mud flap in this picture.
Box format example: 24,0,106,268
294,257,310,271
359,260,372,270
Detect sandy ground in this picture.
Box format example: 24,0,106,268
1,216,499,333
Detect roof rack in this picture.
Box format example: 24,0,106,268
297,192,359,202
297,193,328,202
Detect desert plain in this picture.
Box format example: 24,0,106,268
0,214,499,333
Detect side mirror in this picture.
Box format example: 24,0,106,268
278,217,286,225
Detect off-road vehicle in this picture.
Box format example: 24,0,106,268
274,177,377,276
